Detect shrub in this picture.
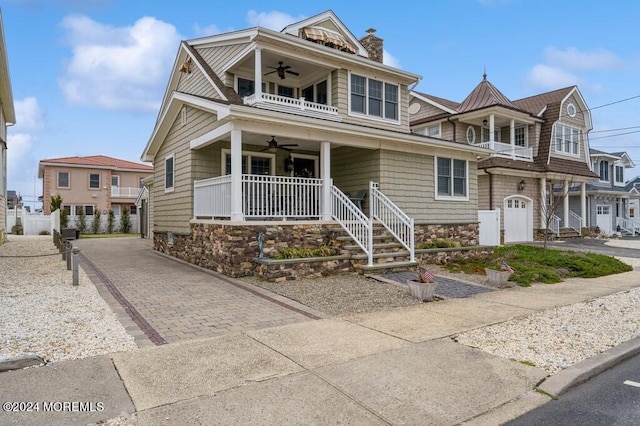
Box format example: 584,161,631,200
91,210,102,234
76,206,87,234
107,210,115,234
119,207,131,234
50,194,68,228
416,238,462,249
39,230,50,235
272,245,336,259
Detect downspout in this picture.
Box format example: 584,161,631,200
486,170,493,210
447,115,457,143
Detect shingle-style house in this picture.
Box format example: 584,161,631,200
141,10,490,278
574,149,637,235
0,10,16,245
625,176,640,225
410,76,599,243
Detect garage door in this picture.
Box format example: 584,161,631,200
596,205,612,235
504,197,532,243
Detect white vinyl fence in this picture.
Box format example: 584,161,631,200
7,208,139,235
478,209,501,246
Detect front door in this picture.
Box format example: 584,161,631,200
596,205,612,235
504,197,532,243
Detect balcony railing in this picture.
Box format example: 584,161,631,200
194,174,323,219
111,187,141,198
244,93,339,117
477,141,533,161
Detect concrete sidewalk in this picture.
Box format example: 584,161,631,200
1,270,639,425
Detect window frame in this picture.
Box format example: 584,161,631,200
349,72,400,122
554,123,580,156
466,126,476,144
165,154,175,193
57,171,70,189
481,126,500,143
599,160,609,182
434,156,469,201
111,175,120,187
514,126,527,147
222,150,276,176
614,164,625,186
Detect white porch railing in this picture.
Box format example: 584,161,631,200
369,181,415,262
331,185,373,266
244,93,338,115
568,211,582,234
193,174,322,219
111,187,141,198
549,214,560,237
616,217,640,235
477,141,533,161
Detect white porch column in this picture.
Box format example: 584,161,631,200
489,114,495,142
320,141,332,220
580,181,587,227
254,48,262,101
510,119,515,158
563,179,569,228
540,177,547,228
230,129,243,221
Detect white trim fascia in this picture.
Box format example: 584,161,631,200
590,152,622,161
280,10,369,57
190,121,234,150
561,86,592,130
225,104,491,156
410,91,457,114
187,28,257,47
537,105,547,117
221,43,258,74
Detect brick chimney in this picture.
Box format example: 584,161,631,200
359,28,383,63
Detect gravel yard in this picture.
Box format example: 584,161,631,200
0,235,137,365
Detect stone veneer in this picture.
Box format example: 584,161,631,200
153,221,480,279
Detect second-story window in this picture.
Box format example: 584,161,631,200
238,78,254,98
89,173,100,189
302,80,328,104
58,171,70,188
277,85,294,98
350,74,398,121
554,124,579,155
514,127,526,147
482,126,500,143
599,160,609,181
615,165,624,185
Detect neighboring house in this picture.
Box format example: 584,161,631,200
410,76,599,243
625,175,640,223
6,189,20,209
563,149,636,236
141,10,490,277
38,155,153,218
0,10,16,244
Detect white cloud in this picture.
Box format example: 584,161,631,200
246,10,306,31
543,46,623,71
7,133,34,167
383,49,401,69
192,23,224,38
13,97,45,133
526,64,579,89
58,15,182,112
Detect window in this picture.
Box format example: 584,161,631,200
224,152,273,175
514,126,526,147
111,205,121,215
111,175,120,187
554,124,579,155
436,157,467,198
62,205,71,215
84,205,94,216
302,80,328,105
482,126,500,143
615,165,624,185
427,124,441,137
238,78,255,98
599,160,609,181
58,172,70,188
466,126,476,144
350,73,398,120
130,205,137,215
89,173,100,189
277,85,294,98
567,103,576,117
165,154,175,191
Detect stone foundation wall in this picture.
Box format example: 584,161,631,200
153,221,480,279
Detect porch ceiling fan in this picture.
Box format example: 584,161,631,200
262,136,298,152
264,61,299,79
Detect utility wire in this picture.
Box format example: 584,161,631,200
591,125,640,134
589,130,640,141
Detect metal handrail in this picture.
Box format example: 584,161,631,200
369,181,415,262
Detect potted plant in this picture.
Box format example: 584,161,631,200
485,260,514,288
406,267,437,301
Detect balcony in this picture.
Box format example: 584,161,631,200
111,186,141,198
243,93,340,121
477,141,533,161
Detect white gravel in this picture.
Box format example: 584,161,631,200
454,287,640,374
0,235,137,365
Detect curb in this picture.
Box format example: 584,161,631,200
537,336,640,398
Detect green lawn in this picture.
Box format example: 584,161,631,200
446,244,633,286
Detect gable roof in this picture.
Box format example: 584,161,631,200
512,86,574,116
456,74,522,113
38,155,153,177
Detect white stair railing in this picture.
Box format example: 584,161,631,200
369,181,415,262
568,211,582,234
549,214,560,237
331,185,373,266
616,217,640,235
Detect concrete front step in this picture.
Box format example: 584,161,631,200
343,242,403,251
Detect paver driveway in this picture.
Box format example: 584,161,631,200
76,237,320,346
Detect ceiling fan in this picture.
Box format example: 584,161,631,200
262,136,298,152
264,61,299,79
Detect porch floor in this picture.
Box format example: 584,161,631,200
371,271,496,299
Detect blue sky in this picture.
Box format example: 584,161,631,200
3,0,640,209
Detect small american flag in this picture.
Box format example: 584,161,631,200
418,267,435,283
500,260,514,273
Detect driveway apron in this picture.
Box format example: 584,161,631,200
75,237,319,345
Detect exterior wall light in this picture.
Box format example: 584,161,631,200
518,179,526,192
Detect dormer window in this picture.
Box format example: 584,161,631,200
614,165,624,185
599,160,609,182
554,124,579,155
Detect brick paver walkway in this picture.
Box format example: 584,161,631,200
76,237,320,345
